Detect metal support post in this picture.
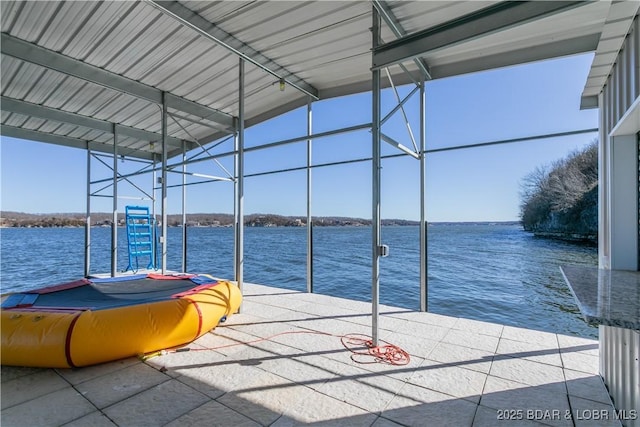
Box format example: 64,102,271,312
85,146,91,277
111,125,118,277
419,79,428,312
161,93,168,274
182,140,187,272
152,155,158,270
371,6,382,346
307,98,314,293
235,58,245,299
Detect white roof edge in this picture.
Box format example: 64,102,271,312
580,2,640,108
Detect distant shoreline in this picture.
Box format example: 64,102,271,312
0,211,521,228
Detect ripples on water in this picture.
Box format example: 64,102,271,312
0,223,597,338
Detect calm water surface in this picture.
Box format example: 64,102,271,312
0,223,598,338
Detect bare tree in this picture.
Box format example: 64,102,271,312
520,140,598,235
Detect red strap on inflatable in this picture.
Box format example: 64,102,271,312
31,279,91,294
147,273,196,280
171,283,218,298
64,312,83,368
183,298,203,340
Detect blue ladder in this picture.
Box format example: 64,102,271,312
125,206,157,272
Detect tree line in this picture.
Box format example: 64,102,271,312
519,140,598,242
0,212,418,228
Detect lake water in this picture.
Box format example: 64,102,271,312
0,223,598,338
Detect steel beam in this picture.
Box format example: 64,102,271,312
168,111,227,132
168,123,372,169
85,146,91,278
92,164,156,186
148,1,318,100
166,113,234,180
384,69,418,153
371,0,431,79
166,170,232,181
419,80,427,312
0,124,154,160
425,128,598,154
380,133,419,159
229,126,598,179
372,1,587,70
235,59,245,299
380,85,420,126
1,96,190,150
182,140,187,273
371,6,382,347
111,125,118,277
306,99,313,294
152,155,158,270
1,32,234,129
91,154,154,200
161,93,168,275
429,34,599,80
164,92,233,129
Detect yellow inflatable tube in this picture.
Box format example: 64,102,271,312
1,275,242,368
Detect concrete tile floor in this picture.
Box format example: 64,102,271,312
1,282,620,427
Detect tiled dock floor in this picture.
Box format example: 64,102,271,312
1,283,619,427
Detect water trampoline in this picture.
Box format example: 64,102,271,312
1,273,242,368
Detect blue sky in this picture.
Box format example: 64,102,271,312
0,53,598,222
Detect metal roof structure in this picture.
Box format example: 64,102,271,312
581,0,640,108
3,4,640,405
1,1,628,162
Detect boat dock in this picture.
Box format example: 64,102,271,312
1,282,618,427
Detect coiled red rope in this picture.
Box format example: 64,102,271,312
142,330,410,366
340,333,410,366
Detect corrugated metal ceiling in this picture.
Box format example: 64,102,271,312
0,1,628,160
581,1,639,108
